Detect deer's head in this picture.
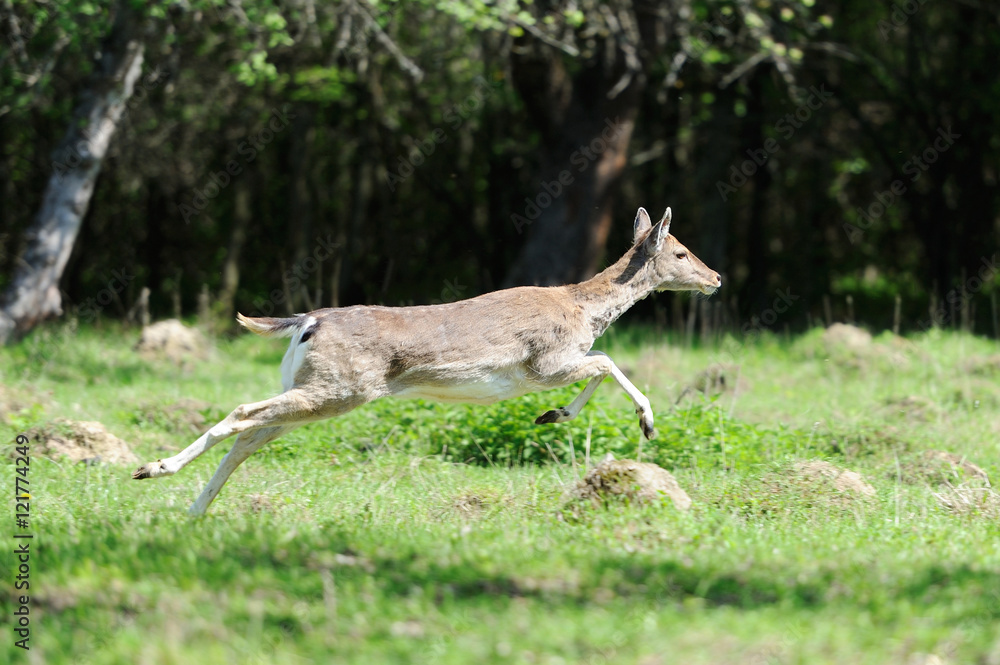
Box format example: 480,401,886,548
632,207,722,295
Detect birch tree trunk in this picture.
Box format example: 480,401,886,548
0,5,144,344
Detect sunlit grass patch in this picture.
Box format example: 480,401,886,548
2,322,1000,663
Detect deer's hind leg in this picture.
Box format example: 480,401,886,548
132,390,316,481
183,389,374,515
187,424,296,515
134,388,370,515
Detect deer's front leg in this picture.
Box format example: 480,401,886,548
607,359,655,439
534,351,655,439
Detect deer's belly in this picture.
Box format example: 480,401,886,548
393,369,541,405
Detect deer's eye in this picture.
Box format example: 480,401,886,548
675,251,688,259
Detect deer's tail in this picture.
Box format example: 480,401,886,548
236,313,314,339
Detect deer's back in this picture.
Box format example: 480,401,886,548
294,286,594,403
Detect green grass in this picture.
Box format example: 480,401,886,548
3,322,1000,663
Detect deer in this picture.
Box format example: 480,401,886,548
132,206,721,515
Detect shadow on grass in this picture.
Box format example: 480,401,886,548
19,515,1000,628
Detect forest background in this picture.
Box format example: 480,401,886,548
1,0,997,339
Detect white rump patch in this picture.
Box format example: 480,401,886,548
279,316,317,391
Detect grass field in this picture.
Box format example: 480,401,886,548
2,321,1000,664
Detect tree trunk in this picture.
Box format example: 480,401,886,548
0,4,144,344
502,37,643,287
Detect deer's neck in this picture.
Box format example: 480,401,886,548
571,247,656,338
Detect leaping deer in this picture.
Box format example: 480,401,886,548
133,207,721,514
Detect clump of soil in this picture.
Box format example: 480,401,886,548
567,454,691,511
739,459,876,519
896,450,991,487
893,449,998,518
823,323,873,353
883,395,939,422
439,489,510,520
134,319,211,362
20,419,138,466
931,484,1000,518
248,493,273,514
793,460,876,497
828,428,909,460
689,363,749,398
820,324,910,368
136,398,213,434
0,385,45,423
452,493,488,517
961,354,1000,376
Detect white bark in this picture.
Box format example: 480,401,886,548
0,11,144,344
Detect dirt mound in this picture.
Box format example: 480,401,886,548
0,385,43,423
794,459,876,497
892,450,999,517
897,450,991,487
134,319,210,362
823,323,872,352
883,395,939,422
932,484,1000,518
20,420,138,466
248,493,274,514
962,354,1000,376
828,428,909,459
692,363,748,396
437,489,511,520
136,398,213,434
567,455,691,510
819,324,910,368
738,459,876,519
452,493,488,517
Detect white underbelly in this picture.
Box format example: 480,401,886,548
393,370,540,405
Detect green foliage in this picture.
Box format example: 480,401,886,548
429,395,807,473
290,66,355,102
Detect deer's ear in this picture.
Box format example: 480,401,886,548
633,207,652,245
649,207,672,251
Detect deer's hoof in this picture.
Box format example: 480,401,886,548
640,413,656,440
535,407,571,425
132,460,168,480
